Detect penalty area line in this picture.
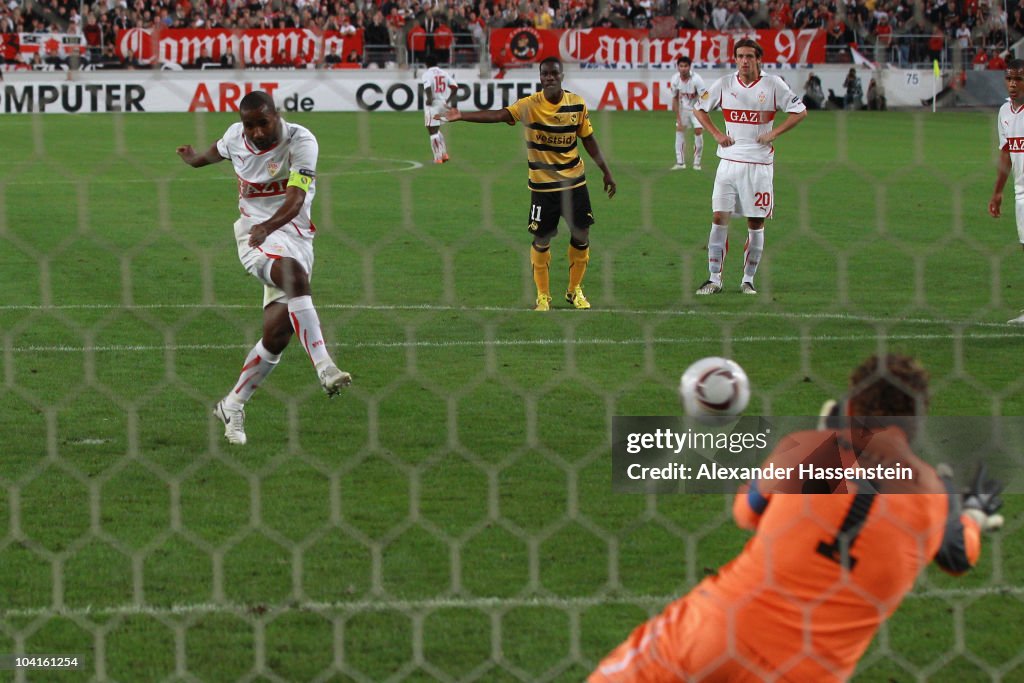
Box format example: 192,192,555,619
2,586,1019,621
0,302,1020,331
7,330,1024,354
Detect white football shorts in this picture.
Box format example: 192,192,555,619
712,159,775,218
677,110,701,129
424,101,447,127
233,218,315,307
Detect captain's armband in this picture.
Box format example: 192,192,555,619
287,168,316,191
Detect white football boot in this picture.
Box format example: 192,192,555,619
319,365,353,397
213,400,247,445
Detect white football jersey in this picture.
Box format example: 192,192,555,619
670,71,705,112
216,120,318,238
697,72,806,165
421,66,457,104
997,99,1024,185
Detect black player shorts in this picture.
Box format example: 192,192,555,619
526,185,595,240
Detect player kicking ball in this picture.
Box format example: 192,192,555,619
177,91,351,446
693,39,806,296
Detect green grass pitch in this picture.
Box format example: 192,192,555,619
0,108,1023,681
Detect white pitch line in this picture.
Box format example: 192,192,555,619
8,331,1024,354
0,301,1020,330
0,157,422,185
2,586,1019,621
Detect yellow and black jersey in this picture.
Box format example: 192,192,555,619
506,90,594,192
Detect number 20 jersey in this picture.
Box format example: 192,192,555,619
697,72,806,165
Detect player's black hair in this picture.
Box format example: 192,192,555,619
539,56,563,72
677,56,692,65
1007,58,1024,72
424,54,438,68
733,38,763,59
239,90,277,113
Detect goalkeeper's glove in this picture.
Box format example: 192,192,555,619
962,463,1005,532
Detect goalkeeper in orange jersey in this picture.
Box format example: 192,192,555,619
590,353,1004,682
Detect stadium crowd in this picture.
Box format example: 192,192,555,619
0,0,1017,67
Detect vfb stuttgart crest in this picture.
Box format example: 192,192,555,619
757,91,767,104
267,161,281,176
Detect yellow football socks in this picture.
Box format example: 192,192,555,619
568,244,590,292
531,245,551,298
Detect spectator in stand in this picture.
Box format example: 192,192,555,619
68,8,82,35
99,44,122,69
421,11,439,60
2,31,19,64
875,14,893,61
123,47,140,69
337,12,357,35
407,17,427,63
0,8,15,34
594,8,615,27
629,0,650,28
1011,7,1024,43
220,50,238,69
956,19,973,58
928,24,945,64
83,14,102,59
468,9,486,46
345,49,361,64
768,0,792,28
824,16,845,44
722,1,752,29
364,10,392,67
792,0,814,29
293,47,313,68
323,45,343,66
988,50,1008,70
846,0,870,37
434,20,453,59
386,6,406,51
678,0,711,28
194,47,215,69
42,47,67,68
711,0,728,29
973,46,990,68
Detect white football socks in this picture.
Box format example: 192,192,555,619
693,134,704,166
430,133,444,161
675,130,685,165
225,340,280,406
288,295,333,370
707,224,729,284
743,228,764,283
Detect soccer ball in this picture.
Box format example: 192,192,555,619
679,357,751,417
